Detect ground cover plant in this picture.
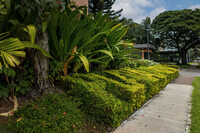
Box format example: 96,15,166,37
8,94,85,133
190,77,200,133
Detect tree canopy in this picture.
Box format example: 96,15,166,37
89,0,122,18
122,17,154,44
152,9,200,64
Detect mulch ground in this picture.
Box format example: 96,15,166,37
0,96,30,124
0,98,13,124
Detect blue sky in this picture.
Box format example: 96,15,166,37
112,0,200,23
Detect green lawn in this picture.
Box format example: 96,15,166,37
191,77,200,133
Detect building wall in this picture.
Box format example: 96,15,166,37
73,0,88,7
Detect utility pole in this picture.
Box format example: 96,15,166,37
146,24,150,60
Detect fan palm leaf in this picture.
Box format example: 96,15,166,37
0,32,25,68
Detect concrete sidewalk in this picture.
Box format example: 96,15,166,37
114,67,200,133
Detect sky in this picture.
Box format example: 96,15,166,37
112,0,200,23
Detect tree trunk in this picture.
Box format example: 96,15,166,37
30,31,55,98
179,51,187,65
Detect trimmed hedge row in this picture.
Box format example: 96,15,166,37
103,69,160,99
61,65,179,127
165,64,180,69
62,76,133,127
76,73,145,107
138,65,179,84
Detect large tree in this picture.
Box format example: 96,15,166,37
122,17,155,44
89,0,122,18
152,9,200,64
122,17,138,41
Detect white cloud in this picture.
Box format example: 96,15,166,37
188,4,200,10
112,0,166,23
152,0,165,6
149,7,166,20
132,0,155,7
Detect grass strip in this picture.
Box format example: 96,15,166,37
190,77,200,133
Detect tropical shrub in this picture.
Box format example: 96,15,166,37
14,58,34,95
0,58,35,98
9,94,84,133
108,59,158,70
103,49,139,70
47,8,132,75
0,66,16,98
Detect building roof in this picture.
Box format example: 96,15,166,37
133,44,156,50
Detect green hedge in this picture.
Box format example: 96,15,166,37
60,65,179,128
137,65,179,86
75,73,145,108
165,64,179,69
62,76,133,127
121,67,168,91
102,69,160,100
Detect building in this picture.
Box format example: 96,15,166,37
133,44,156,59
72,0,88,8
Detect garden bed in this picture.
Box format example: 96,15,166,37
1,65,179,132
61,65,179,128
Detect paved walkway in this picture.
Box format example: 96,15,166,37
114,66,200,133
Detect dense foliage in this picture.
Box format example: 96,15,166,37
0,25,51,98
89,0,122,18
152,9,200,64
0,1,134,98
9,94,84,133
47,8,131,75
59,65,179,127
0,0,182,133
2,64,179,132
0,0,72,94
122,17,155,45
